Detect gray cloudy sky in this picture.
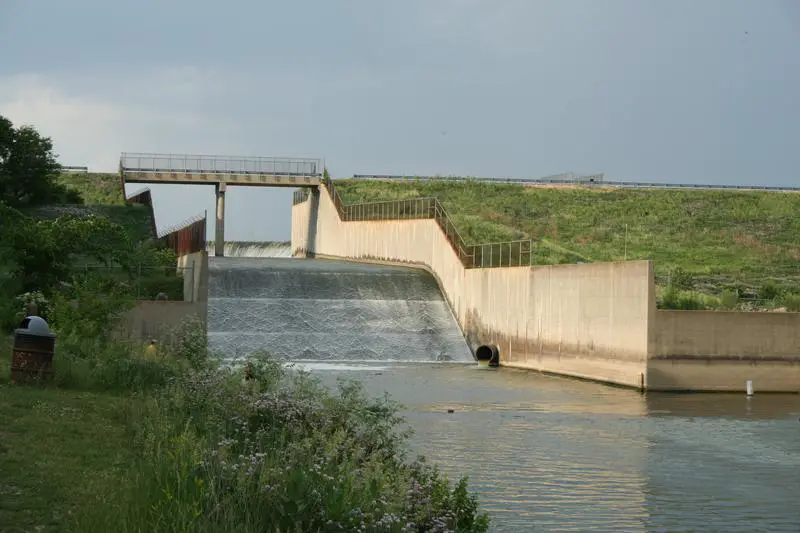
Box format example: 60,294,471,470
1,1,798,241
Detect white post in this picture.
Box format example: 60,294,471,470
624,223,629,261
746,380,754,396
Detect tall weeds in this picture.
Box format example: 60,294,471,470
68,331,488,532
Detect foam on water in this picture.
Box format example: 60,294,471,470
205,241,292,258
289,362,397,372
208,257,472,362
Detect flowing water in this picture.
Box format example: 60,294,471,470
208,257,470,362
208,254,800,532
205,241,294,258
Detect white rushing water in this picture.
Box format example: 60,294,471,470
207,257,472,363
205,241,293,258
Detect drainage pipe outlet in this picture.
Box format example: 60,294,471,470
475,344,500,367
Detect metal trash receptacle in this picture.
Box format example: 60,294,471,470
10,316,56,383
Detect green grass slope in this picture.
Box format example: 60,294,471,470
27,172,155,243
56,172,125,205
334,179,800,299
24,204,155,244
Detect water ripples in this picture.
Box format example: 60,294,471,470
327,365,800,532
207,257,800,532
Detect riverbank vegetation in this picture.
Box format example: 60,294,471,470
334,178,800,311
1,322,488,532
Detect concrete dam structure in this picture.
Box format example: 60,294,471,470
292,183,800,392
207,257,471,362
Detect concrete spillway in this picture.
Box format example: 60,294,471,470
204,241,293,258
207,257,472,362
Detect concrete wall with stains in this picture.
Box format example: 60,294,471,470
292,187,800,392
292,187,652,388
650,310,800,391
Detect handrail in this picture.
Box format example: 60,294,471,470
319,179,532,269
120,152,323,176
350,174,800,192
157,212,205,238
158,211,207,255
292,189,310,205
59,165,89,173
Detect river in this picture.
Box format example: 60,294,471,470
209,256,800,532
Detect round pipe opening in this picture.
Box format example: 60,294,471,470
475,344,500,367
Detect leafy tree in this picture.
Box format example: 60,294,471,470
0,114,82,206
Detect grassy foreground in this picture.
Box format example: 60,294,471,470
0,372,133,531
0,325,489,533
334,179,800,309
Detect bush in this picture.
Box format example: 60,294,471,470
74,355,490,533
781,293,800,312
719,289,739,310
660,285,707,310
45,284,208,392
759,282,782,301
669,267,695,291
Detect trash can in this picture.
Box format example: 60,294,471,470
10,316,56,383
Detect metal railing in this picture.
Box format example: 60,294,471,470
350,174,800,192
59,165,89,173
292,189,310,205
125,187,151,202
321,179,533,269
159,212,207,256
120,152,322,177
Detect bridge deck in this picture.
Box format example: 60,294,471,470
120,152,322,187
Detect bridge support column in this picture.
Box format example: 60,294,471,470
215,182,226,257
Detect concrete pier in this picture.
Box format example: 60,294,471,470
215,182,226,257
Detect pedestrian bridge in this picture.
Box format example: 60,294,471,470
120,152,322,187
119,152,323,257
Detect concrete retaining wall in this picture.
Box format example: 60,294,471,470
650,310,800,391
178,250,209,304
121,301,206,341
121,251,209,342
292,187,653,388
292,187,800,392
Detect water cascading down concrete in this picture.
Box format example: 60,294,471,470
207,256,472,362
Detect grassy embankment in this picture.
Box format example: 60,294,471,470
38,172,152,238
334,179,800,310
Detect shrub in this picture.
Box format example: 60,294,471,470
74,355,490,533
669,267,695,291
781,293,800,312
759,282,782,301
719,290,739,310
659,285,707,310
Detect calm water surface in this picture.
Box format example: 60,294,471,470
209,257,800,532
299,361,800,533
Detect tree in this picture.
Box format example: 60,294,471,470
0,114,81,206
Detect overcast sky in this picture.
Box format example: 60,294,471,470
1,1,798,241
